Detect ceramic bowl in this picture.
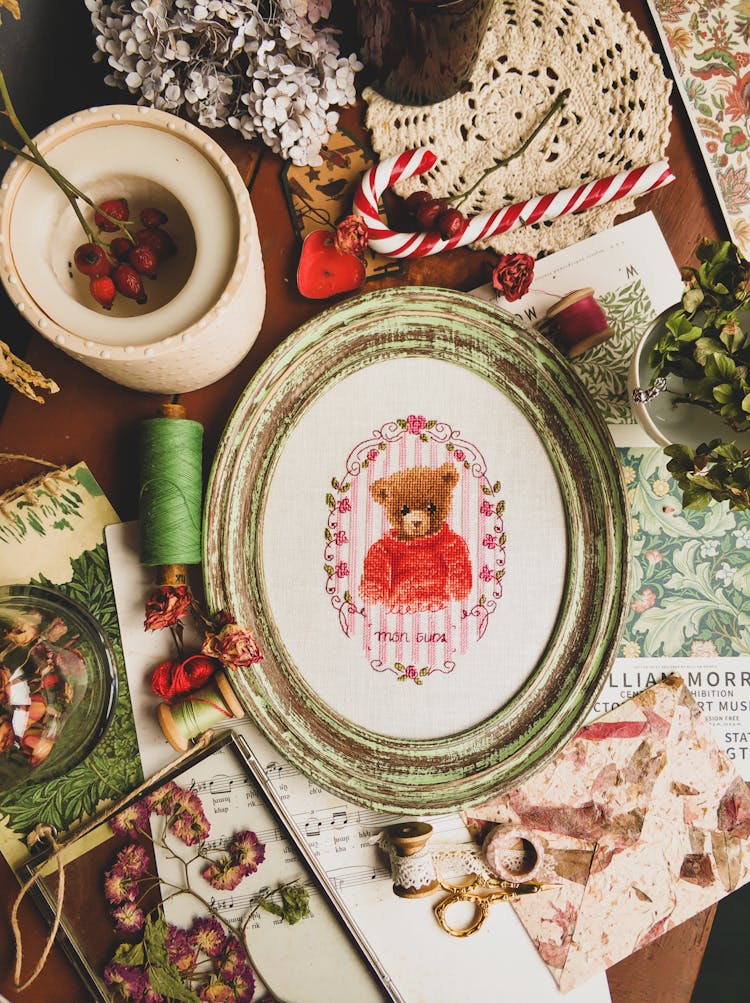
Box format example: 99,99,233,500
0,105,265,393
628,306,750,449
0,584,117,793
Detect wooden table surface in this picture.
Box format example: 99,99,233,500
0,1,732,999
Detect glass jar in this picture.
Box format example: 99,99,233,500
0,584,117,793
353,0,494,105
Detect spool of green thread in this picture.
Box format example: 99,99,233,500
139,404,204,567
158,675,245,751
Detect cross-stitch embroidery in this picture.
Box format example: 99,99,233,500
323,416,506,683
361,462,472,613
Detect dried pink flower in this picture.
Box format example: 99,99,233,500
334,214,369,258
201,623,262,670
104,961,149,999
202,856,245,891
200,983,235,1003
104,867,137,905
144,585,192,631
145,781,180,817
115,842,150,880
229,831,265,874
110,801,149,840
219,936,250,978
191,916,226,959
227,961,255,1003
166,924,197,975
111,902,146,934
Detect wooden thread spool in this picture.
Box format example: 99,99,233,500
158,673,244,752
542,287,614,359
382,820,439,898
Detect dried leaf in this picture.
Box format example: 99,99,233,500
0,0,21,24
0,339,59,403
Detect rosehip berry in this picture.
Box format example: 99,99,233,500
73,243,112,278
129,244,159,279
437,207,468,240
140,206,168,228
109,237,133,261
90,275,116,310
94,198,129,232
135,227,177,261
405,190,433,214
113,264,147,304
415,197,449,231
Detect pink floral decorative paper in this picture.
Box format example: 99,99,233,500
648,0,750,255
468,676,750,992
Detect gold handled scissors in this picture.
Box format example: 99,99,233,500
433,872,555,938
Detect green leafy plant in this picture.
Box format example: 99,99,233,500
646,239,750,510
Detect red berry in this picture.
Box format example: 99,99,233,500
109,236,133,261
73,243,112,278
129,244,159,279
405,190,433,214
94,198,129,232
140,206,168,228
136,227,176,261
437,207,467,240
113,264,147,304
90,275,116,310
415,198,448,231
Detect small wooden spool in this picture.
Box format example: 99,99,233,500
158,673,244,752
543,287,614,359
155,402,189,588
383,820,439,898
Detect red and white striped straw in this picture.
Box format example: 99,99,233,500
352,147,675,258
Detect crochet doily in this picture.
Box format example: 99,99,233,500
363,0,672,256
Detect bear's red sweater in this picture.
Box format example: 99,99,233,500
360,523,472,612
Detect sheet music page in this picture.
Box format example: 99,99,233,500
106,520,611,1003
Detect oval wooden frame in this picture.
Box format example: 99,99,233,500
204,287,630,814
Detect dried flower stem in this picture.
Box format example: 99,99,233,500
452,88,571,208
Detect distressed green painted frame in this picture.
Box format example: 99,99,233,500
203,287,630,814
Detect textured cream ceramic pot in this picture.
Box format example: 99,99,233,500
0,105,265,393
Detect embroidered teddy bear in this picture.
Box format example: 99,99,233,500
360,462,472,613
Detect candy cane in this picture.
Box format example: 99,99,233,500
352,148,675,258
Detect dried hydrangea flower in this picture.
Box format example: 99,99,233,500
86,0,362,166
104,866,138,905
169,788,211,845
166,924,198,975
103,961,149,999
145,780,180,816
110,800,149,840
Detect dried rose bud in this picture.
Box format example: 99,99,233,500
491,252,536,302
144,585,192,631
334,215,369,259
201,623,262,669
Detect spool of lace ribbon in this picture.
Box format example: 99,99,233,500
377,823,493,898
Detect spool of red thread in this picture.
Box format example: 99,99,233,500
543,287,614,359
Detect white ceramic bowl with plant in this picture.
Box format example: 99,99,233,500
629,239,750,510
0,103,265,394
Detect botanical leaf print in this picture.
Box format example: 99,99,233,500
621,447,750,658
575,280,656,424
651,0,750,255
0,543,141,835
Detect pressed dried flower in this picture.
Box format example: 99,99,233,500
227,961,255,1003
218,936,249,978
110,800,149,839
103,961,149,999
200,982,235,1003
111,901,146,934
166,924,197,974
229,830,265,874
145,780,180,816
190,916,226,958
114,842,150,879
104,866,137,905
202,855,245,891
201,623,262,669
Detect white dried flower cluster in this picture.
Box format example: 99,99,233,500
85,0,362,166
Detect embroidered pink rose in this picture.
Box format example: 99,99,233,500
480,500,494,517
479,564,493,582
334,530,348,545
630,587,657,614
367,448,379,461
453,449,465,461
404,664,418,679
406,414,427,434
335,561,349,578
645,549,664,567
482,534,497,549
338,497,351,513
